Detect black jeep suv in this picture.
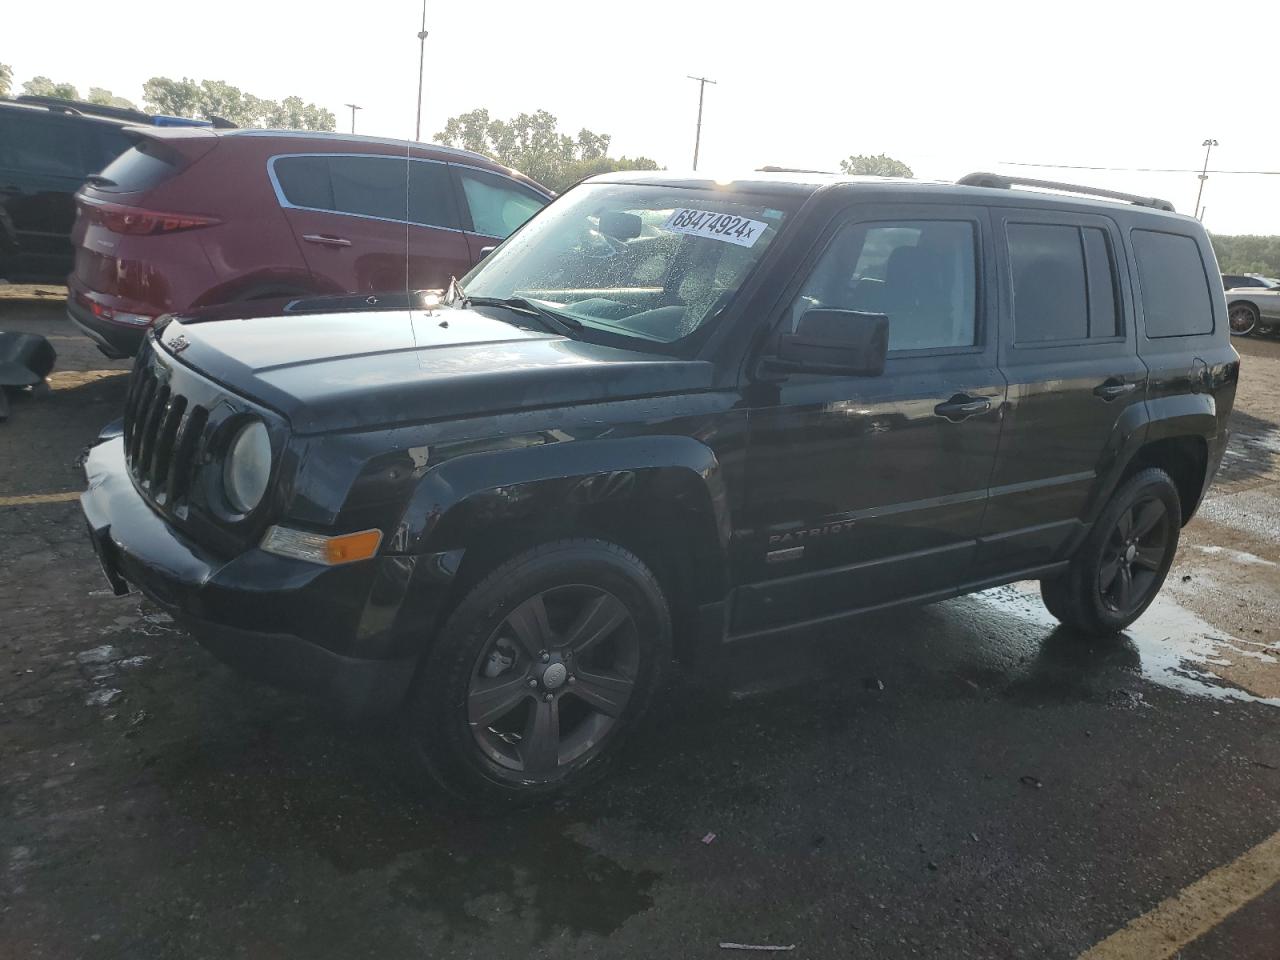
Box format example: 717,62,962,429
81,170,1238,801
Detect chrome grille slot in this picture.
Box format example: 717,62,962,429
149,394,187,497
166,404,208,505
135,382,170,481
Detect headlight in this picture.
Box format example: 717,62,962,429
223,420,272,514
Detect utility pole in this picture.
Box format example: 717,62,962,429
1194,138,1218,220
415,0,429,141
687,75,716,171
344,103,362,134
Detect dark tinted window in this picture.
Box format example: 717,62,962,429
329,156,409,222
1132,230,1215,337
408,162,460,230
98,138,183,193
1222,274,1262,289
456,167,547,238
1009,223,1120,343
790,219,977,352
274,155,333,209
1009,224,1088,342
274,155,459,229
0,112,96,177
1082,227,1121,337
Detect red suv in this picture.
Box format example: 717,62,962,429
66,129,553,357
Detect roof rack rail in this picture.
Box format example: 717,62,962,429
14,94,151,125
957,172,1176,213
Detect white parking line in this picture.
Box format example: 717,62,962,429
1079,828,1280,959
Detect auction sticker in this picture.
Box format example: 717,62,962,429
662,209,768,247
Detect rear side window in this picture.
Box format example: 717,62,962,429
0,112,99,177
97,139,183,193
1132,230,1215,337
1008,223,1121,343
456,167,547,238
273,155,459,230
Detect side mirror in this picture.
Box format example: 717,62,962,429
771,308,889,377
478,245,497,261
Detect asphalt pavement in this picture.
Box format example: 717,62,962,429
2,288,1279,959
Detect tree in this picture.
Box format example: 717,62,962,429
0,63,12,98
21,76,80,100
141,76,334,130
87,87,138,110
1211,235,1280,277
840,154,914,178
435,108,660,192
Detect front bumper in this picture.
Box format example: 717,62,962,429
80,437,435,719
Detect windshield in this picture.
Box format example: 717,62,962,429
456,183,791,346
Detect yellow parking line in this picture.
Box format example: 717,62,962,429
1080,828,1280,959
0,491,81,507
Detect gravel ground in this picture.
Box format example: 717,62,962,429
1,288,1278,959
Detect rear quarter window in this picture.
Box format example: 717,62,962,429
1132,229,1215,337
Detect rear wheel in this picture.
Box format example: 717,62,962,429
405,539,670,804
1229,303,1258,336
1039,468,1181,635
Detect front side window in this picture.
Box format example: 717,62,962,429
272,155,459,230
1132,229,1215,337
1008,223,1121,343
457,167,547,238
458,182,791,346
787,219,977,353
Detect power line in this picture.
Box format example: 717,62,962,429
999,160,1280,175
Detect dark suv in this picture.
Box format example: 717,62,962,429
0,96,208,285
80,170,1238,802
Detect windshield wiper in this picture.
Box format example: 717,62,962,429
464,295,583,337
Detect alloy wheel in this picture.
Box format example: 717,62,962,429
1229,306,1257,336
466,585,639,779
1098,496,1172,616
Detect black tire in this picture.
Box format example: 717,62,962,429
405,538,670,804
1039,468,1182,635
1228,303,1258,337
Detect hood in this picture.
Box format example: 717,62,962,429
159,305,712,434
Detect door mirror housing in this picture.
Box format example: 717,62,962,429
770,308,889,377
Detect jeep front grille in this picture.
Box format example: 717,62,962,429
122,346,211,509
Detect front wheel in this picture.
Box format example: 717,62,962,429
1229,303,1258,337
405,539,670,804
1040,468,1182,635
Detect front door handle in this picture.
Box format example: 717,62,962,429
1094,380,1138,401
302,234,352,247
934,394,992,421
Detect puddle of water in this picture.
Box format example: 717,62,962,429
973,584,1280,708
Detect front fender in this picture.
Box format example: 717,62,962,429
388,435,731,562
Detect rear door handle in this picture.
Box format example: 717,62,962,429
302,234,352,247
934,395,992,421
1094,380,1138,401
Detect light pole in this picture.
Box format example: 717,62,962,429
415,0,429,141
344,103,362,134
687,75,716,171
1194,138,1218,220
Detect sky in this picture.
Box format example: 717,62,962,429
7,0,1279,234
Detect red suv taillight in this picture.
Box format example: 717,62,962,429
81,198,220,236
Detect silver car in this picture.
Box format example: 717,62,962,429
1223,273,1280,336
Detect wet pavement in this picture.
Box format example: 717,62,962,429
2,290,1279,959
